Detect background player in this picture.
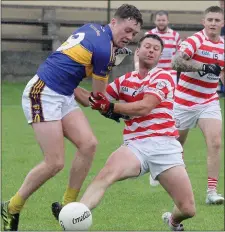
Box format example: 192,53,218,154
134,10,181,85
1,4,142,231
75,34,195,231
172,6,224,204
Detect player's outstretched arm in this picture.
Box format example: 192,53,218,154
74,87,90,107
89,92,160,117
172,51,221,76
113,94,160,116
172,51,203,72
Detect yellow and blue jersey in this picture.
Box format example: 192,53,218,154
37,23,115,95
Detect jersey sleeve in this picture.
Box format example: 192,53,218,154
91,42,114,82
106,77,121,101
145,73,174,102
178,33,203,58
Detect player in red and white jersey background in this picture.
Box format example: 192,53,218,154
172,6,224,205
75,34,196,231
134,10,181,86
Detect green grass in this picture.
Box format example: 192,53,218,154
1,82,224,231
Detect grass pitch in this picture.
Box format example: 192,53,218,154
1,81,224,231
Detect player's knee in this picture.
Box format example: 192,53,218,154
44,156,65,176
210,136,221,153
178,200,196,218
50,162,65,176
79,136,98,156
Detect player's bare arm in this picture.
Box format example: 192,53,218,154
172,51,203,72
89,92,161,117
113,94,160,116
74,87,90,107
92,78,108,96
172,51,222,76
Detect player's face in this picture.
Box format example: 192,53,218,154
203,12,224,37
137,38,162,67
111,18,141,48
154,14,169,32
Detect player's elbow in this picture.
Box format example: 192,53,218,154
171,54,179,71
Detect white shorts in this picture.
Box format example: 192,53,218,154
124,137,184,180
22,75,80,123
174,101,222,130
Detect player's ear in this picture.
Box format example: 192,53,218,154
136,48,140,56
111,18,116,27
202,18,205,27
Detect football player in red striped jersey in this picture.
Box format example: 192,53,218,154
172,6,224,205
75,34,195,231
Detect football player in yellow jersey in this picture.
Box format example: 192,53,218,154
1,4,142,230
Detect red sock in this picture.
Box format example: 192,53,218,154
207,177,218,192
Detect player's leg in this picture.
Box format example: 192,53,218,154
198,109,224,204
149,130,189,187
177,129,189,147
146,137,194,231
61,109,98,205
177,129,189,161
1,76,66,231
174,104,197,160
159,166,195,231
51,97,98,220
79,145,142,210
2,121,65,231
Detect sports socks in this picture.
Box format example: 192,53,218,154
62,186,80,206
207,177,218,192
8,192,25,214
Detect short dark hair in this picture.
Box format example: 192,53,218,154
204,6,224,16
114,4,143,26
155,10,169,19
137,34,164,51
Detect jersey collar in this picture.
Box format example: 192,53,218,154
155,27,170,34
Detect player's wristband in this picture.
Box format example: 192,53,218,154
108,103,114,113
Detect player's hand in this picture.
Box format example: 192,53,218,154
89,92,114,113
101,111,130,123
202,64,221,76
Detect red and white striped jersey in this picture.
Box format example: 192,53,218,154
145,27,181,80
175,29,225,107
106,67,179,142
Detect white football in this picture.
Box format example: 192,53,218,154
58,202,92,231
